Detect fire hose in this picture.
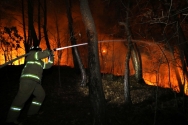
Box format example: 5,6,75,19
53,43,88,51
0,43,88,69
0,39,127,69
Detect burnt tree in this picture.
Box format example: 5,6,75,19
79,0,106,124
131,43,143,83
65,0,87,86
119,0,132,105
160,0,188,69
38,0,41,43
43,0,51,49
28,0,39,47
21,0,29,53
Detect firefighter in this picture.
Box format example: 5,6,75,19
5,46,54,125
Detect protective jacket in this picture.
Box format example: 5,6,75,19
6,49,54,123
20,49,54,83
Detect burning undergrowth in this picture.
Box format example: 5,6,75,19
79,74,179,105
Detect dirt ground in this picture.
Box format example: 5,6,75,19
1,65,188,125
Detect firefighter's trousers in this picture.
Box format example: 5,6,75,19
6,79,45,122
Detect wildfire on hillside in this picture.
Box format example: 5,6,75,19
0,37,188,95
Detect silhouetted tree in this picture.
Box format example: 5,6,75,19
118,0,132,106
65,0,87,86
21,0,29,53
79,0,106,124
43,0,51,49
28,0,39,47
0,27,23,63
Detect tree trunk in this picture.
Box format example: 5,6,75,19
43,0,51,49
176,21,188,77
124,38,132,105
79,0,106,124
163,33,184,93
65,0,87,86
27,0,33,47
28,0,39,47
21,0,29,53
177,21,188,66
131,42,143,83
119,24,143,84
119,0,132,105
54,9,63,87
38,0,41,42
119,21,134,106
161,0,188,96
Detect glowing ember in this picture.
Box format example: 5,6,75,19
102,49,107,54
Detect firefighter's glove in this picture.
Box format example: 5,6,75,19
49,50,54,56
48,55,54,62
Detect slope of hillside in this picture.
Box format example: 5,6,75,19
0,65,188,125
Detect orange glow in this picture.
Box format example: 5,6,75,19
102,49,107,54
0,4,187,99
0,30,188,96
97,36,188,96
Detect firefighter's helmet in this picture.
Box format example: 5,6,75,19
30,46,42,51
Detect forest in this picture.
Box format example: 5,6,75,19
1,0,188,125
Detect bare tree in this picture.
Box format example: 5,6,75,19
21,0,29,53
43,0,51,49
79,0,106,124
38,0,41,43
119,0,132,106
28,0,39,47
131,43,143,83
118,21,132,105
65,0,87,86
0,27,23,63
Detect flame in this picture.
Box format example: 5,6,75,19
0,33,188,95
0,1,187,96
102,49,107,54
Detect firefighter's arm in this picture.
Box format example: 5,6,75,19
35,49,52,60
43,55,54,69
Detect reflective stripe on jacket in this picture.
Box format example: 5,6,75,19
20,50,54,82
